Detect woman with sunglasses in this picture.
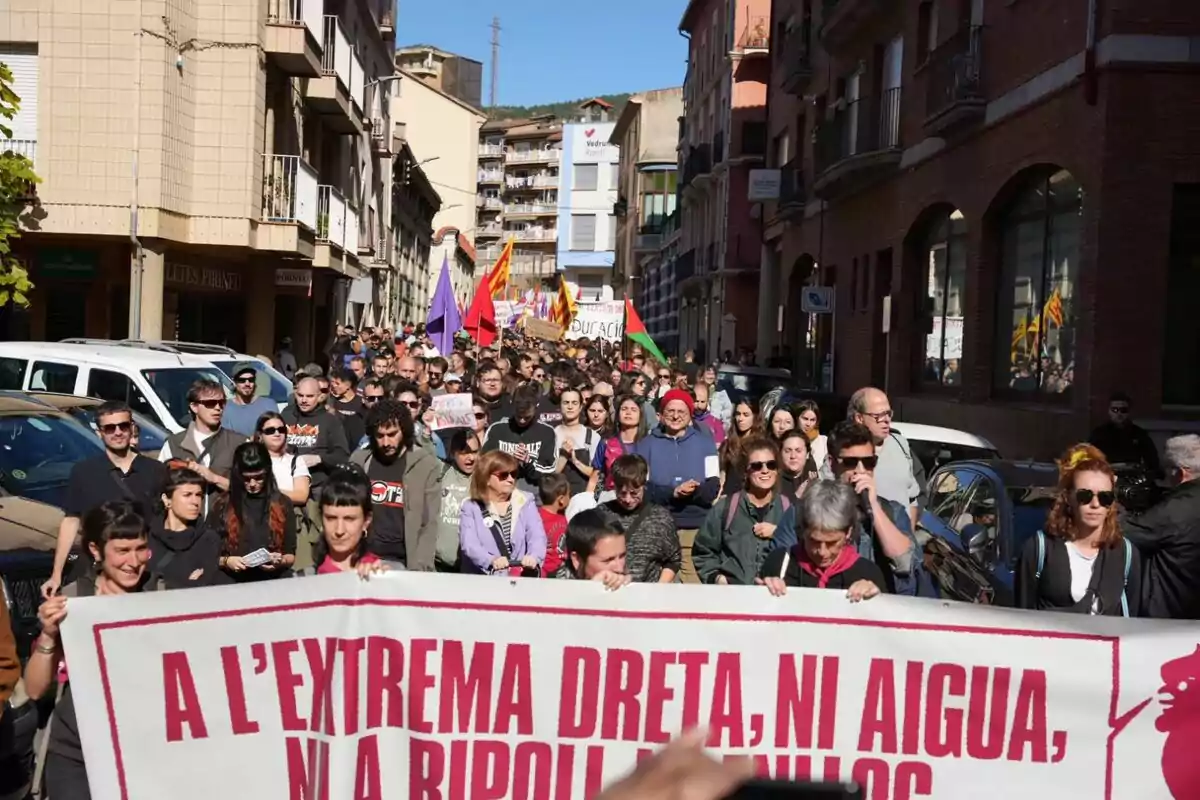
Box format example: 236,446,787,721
459,450,547,576
692,438,798,586
396,383,445,459
719,400,762,496
213,442,296,582
147,467,223,589
1015,444,1141,616
255,411,311,506
27,502,158,799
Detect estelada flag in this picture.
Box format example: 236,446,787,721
486,238,514,300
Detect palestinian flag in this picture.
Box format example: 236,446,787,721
624,295,668,366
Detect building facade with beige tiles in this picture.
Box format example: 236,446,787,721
0,0,400,366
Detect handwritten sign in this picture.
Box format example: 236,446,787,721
429,393,474,431
60,575,1200,799
522,317,564,341
566,301,624,342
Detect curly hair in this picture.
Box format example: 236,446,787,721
1044,443,1122,546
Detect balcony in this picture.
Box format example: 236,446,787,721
265,0,323,76
634,223,663,253
924,26,985,135
734,14,770,58
820,0,886,49
511,227,557,243
712,130,725,168
379,8,395,41
676,248,697,283
3,139,37,200
505,202,557,218
781,18,815,94
813,88,902,199
506,174,558,191
307,16,363,133
478,169,504,185
511,254,557,277
505,148,561,165
477,223,504,240
681,143,712,190
369,119,392,156
778,158,806,220
258,154,318,255
478,143,504,159
477,195,502,210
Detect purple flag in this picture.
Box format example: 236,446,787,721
426,256,461,355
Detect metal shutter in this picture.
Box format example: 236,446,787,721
0,47,38,142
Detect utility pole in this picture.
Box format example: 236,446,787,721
489,16,501,109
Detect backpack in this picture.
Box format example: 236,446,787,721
723,491,791,532
1035,531,1132,617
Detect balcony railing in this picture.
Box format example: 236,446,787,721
681,143,712,188
321,16,352,90
736,14,770,54
506,175,558,190
781,18,814,94
316,184,347,245
511,254,557,276
478,143,504,158
477,195,502,210
506,148,561,165
779,158,805,212
478,170,504,184
2,138,36,165
511,228,557,243
814,88,902,175
263,154,318,230
477,223,504,238
506,202,557,216
925,26,985,132
344,202,359,253
267,0,321,39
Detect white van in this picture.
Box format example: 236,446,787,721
119,340,293,408
0,342,235,434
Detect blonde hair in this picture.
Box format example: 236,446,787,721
1046,443,1121,546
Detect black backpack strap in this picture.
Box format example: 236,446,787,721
477,499,511,560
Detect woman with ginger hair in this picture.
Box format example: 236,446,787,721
1014,443,1142,616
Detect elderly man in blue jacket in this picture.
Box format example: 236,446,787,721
634,388,720,583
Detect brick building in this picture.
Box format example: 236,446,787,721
760,0,1200,458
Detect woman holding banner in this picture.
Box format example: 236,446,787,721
303,467,396,577
597,395,648,490
28,501,158,800
459,450,547,576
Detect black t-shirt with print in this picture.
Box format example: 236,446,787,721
366,452,407,562
333,394,366,446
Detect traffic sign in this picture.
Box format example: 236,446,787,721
801,286,835,314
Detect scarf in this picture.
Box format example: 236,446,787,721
797,543,860,588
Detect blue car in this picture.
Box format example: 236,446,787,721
919,459,1059,606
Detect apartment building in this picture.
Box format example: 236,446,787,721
678,0,770,363
760,0,1200,457
476,116,562,292
611,89,683,350
391,137,440,326
558,99,619,301
0,0,397,365
394,43,483,108
392,54,485,305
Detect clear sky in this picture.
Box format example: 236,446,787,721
396,0,689,107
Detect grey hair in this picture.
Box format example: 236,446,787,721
799,479,858,534
1165,434,1200,475
847,387,876,419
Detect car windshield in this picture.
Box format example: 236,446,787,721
211,360,291,404
909,441,1002,475
140,368,235,428
0,412,104,508
1009,485,1056,557
65,407,168,453
716,371,794,404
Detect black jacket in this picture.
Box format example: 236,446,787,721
481,418,557,493
1121,480,1200,619
1089,421,1161,474
280,403,350,490
1014,533,1141,617
147,518,224,589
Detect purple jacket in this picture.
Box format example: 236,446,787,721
458,490,548,575
694,411,725,446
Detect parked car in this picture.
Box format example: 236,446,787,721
918,459,1059,605
892,422,1001,475
0,341,235,433
28,392,169,459
120,340,293,407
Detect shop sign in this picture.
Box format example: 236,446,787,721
38,247,98,279
275,268,312,289
165,262,242,293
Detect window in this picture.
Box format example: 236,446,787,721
608,215,617,251
1163,184,1200,405
608,163,619,190
29,361,78,394
993,168,1081,398
0,357,27,390
571,215,597,250
575,164,598,191
921,209,967,387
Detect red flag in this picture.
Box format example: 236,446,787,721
464,276,497,347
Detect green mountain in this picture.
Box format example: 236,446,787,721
486,93,633,121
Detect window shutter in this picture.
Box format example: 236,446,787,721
571,214,596,250
1,47,38,142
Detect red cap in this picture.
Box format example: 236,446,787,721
660,388,694,416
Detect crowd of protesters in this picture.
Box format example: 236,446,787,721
4,321,1200,798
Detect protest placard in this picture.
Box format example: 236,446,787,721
566,301,624,342
522,316,564,341
60,574,1199,799
429,393,474,430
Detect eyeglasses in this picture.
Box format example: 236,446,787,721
317,384,330,393
260,425,286,436
837,455,879,470
242,472,268,484
862,409,893,423
474,412,488,420
364,395,383,404
749,459,779,473
1075,488,1116,507
1110,406,1130,414
196,398,226,409
493,469,516,481
235,376,256,384
429,371,444,379
99,421,133,434
401,400,421,410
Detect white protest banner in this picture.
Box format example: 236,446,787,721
61,574,1200,800
566,301,624,342
429,393,473,430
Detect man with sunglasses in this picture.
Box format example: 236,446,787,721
328,367,366,449
158,379,241,501
42,400,170,598
426,357,449,396
826,420,921,596
223,363,279,436
848,387,924,530
1088,391,1161,476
